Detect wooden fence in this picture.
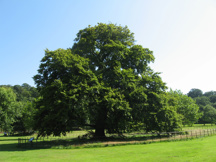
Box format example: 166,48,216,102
17,128,216,149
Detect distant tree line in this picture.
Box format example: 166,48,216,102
0,83,202,136
187,89,216,125
0,83,39,134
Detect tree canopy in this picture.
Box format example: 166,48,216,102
168,90,201,126
33,23,202,137
187,88,203,98
0,87,17,132
188,89,216,125
33,23,172,137
201,104,216,125
0,84,38,134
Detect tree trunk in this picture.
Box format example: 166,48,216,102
94,117,106,138
94,104,107,138
95,127,105,138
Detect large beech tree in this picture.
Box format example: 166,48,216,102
34,23,170,137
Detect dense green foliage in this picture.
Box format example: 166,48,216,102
168,90,201,126
33,23,201,137
187,88,203,98
0,84,38,134
187,89,216,125
202,104,216,125
34,23,170,137
0,87,17,132
155,90,201,131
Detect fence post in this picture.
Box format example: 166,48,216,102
152,133,153,142
168,133,170,141
18,138,20,147
159,133,161,142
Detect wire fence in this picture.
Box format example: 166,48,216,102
17,128,216,149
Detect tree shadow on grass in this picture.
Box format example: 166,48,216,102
0,139,19,141
0,135,35,151
16,135,166,150
0,134,171,151
0,143,30,151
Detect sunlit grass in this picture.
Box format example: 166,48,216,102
1,124,216,161
1,132,216,161
183,123,216,131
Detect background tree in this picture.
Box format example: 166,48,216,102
0,84,39,134
155,93,182,132
169,90,201,126
11,84,38,134
203,91,216,97
187,89,216,125
13,83,38,102
0,87,18,133
209,95,216,103
194,96,211,110
34,23,171,137
187,88,203,98
201,104,216,125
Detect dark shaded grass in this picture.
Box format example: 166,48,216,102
16,132,188,150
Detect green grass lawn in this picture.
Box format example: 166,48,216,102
1,133,216,162
183,124,216,131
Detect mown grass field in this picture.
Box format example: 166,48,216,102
2,135,216,161
1,124,216,162
0,136,216,162
183,124,216,131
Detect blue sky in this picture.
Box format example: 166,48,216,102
1,0,216,94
